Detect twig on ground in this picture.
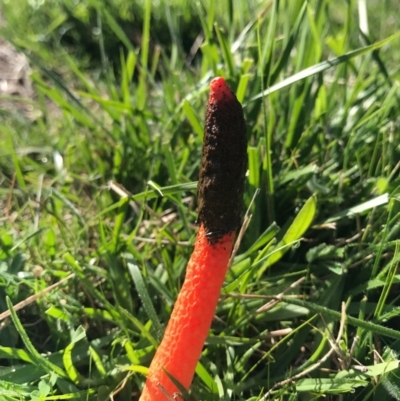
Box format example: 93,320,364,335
0,273,75,323
255,277,306,314
110,372,132,401
260,302,347,400
229,188,260,268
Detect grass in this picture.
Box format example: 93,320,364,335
1,0,400,400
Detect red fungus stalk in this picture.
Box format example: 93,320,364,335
139,77,247,401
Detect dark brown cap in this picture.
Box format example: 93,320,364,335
197,77,247,242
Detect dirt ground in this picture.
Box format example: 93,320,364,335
0,38,36,118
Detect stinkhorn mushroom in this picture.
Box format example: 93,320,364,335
139,77,247,401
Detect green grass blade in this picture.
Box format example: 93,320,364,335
321,194,389,224
182,100,204,139
125,254,163,340
249,31,400,103
283,297,400,341
6,297,68,379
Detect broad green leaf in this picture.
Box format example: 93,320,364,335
257,195,317,276
296,377,367,393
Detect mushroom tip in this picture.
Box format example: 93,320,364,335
210,77,227,94
210,76,226,88
209,77,234,104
